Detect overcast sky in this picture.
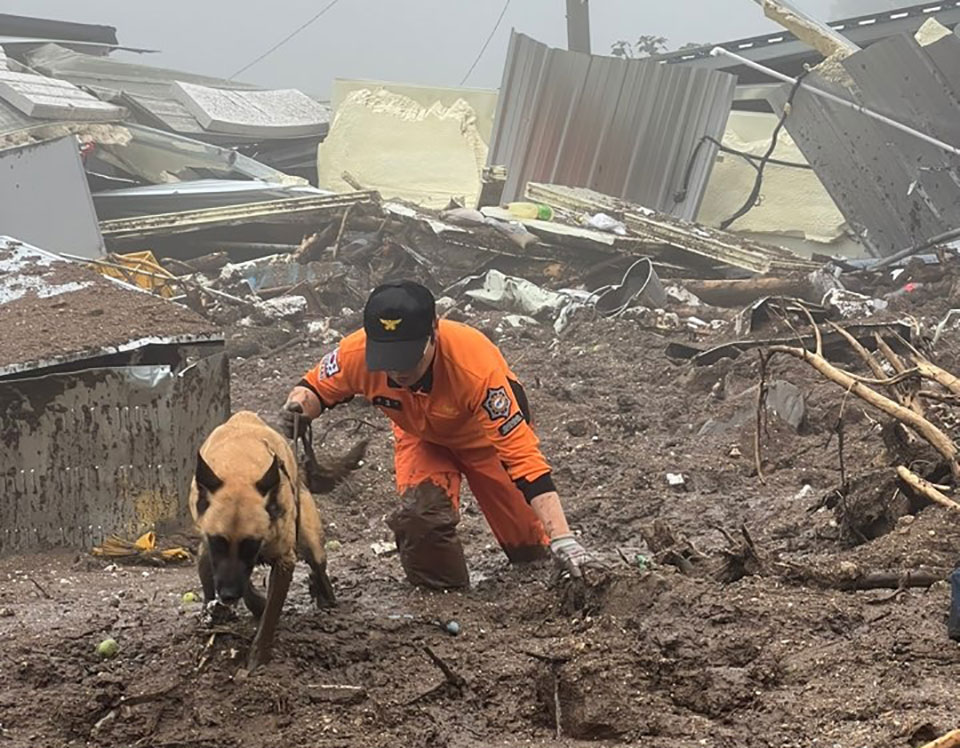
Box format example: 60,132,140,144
6,0,905,97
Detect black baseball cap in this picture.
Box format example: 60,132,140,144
363,280,436,371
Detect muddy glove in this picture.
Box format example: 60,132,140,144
549,534,598,579
280,400,310,439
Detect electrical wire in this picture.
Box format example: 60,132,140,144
719,71,809,231
229,0,342,80
459,0,511,86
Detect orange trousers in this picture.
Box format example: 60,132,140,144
392,424,549,563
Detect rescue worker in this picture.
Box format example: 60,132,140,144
281,279,600,588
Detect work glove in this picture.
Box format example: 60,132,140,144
280,400,311,439
549,534,604,579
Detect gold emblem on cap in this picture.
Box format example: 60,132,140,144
380,318,402,331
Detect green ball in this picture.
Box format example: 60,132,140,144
325,539,342,552
182,591,199,604
96,638,119,658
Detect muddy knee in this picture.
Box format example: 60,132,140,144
387,481,469,589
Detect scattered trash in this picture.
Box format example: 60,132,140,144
593,258,667,317
371,541,398,557
666,473,686,489
504,201,554,221
822,288,888,318
583,212,627,236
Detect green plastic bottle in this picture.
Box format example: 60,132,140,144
505,202,554,221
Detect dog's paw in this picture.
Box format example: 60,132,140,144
200,599,240,626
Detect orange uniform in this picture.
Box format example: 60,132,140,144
299,320,553,567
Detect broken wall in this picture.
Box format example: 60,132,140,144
697,110,865,258
317,88,489,209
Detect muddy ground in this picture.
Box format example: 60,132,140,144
3,288,960,748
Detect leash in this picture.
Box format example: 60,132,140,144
290,412,302,548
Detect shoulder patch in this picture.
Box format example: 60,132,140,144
318,349,340,379
498,412,524,436
482,386,512,421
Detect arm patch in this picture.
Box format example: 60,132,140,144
482,386,512,420
318,349,340,379
498,412,524,436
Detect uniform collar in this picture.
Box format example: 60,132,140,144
387,358,434,393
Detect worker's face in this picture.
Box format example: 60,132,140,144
388,335,435,387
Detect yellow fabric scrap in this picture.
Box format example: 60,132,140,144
92,531,191,563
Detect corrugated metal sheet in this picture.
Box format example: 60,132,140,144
488,31,736,221
769,30,960,257
0,351,229,555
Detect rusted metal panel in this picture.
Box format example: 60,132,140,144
488,31,735,220
0,348,229,555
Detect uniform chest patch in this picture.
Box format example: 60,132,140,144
482,386,512,420
373,395,402,410
318,349,340,379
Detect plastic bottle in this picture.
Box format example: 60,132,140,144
504,202,554,221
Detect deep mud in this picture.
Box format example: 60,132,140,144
3,303,960,747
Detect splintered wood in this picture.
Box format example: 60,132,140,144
759,308,960,512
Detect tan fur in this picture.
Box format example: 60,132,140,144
188,410,327,573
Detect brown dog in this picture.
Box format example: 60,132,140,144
188,410,341,669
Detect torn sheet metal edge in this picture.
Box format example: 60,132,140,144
733,295,829,336
99,191,381,239
0,333,224,379
667,319,913,367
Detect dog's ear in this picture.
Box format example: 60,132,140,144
256,455,284,522
256,454,281,495
195,451,223,515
